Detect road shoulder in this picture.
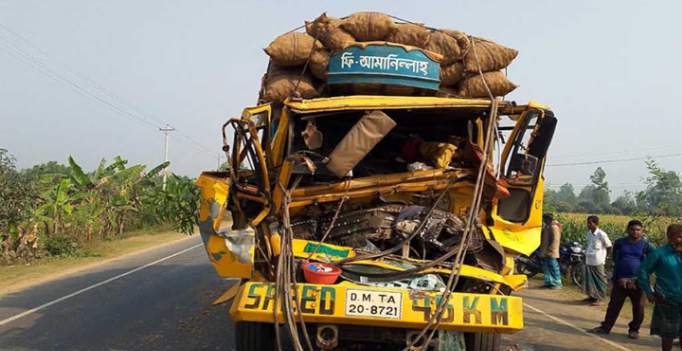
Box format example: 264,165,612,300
504,281,660,351
0,231,194,296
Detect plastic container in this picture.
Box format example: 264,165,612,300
302,261,341,284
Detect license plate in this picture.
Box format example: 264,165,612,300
345,289,402,319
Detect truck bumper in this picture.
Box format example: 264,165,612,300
230,281,523,333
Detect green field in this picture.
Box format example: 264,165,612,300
555,213,676,246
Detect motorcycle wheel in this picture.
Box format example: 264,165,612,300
516,260,539,278
571,263,585,289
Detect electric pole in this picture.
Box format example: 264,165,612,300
159,125,175,190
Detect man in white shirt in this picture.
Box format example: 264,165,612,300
584,215,613,306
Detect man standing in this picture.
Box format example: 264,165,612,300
637,224,682,351
588,220,655,339
584,215,612,306
540,213,562,289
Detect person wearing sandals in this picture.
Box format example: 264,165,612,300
587,219,655,339
583,215,613,306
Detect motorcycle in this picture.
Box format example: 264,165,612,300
515,241,586,288
559,241,585,289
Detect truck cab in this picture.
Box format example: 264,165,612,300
197,95,556,350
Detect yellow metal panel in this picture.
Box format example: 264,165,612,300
488,177,544,256
197,172,254,279
230,282,523,333
284,95,493,114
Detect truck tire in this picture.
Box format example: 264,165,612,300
235,322,275,351
464,332,501,351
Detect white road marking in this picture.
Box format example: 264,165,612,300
524,303,633,351
0,243,203,327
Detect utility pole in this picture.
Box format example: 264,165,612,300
159,125,175,190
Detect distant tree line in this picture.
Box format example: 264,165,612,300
545,160,682,216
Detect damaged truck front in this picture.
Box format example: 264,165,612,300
197,95,556,350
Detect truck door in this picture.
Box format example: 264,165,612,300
197,105,272,279
489,107,557,255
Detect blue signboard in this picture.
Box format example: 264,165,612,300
327,44,441,91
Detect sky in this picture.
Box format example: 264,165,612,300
1,0,681,197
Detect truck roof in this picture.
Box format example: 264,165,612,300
282,95,550,114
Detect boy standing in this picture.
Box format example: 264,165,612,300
637,224,682,351
584,215,612,306
588,220,655,339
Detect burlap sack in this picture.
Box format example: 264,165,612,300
263,72,319,102
306,13,356,50
440,62,464,86
425,31,461,64
340,12,396,41
264,32,317,67
385,23,431,47
441,29,470,57
326,110,396,177
457,71,518,98
463,38,518,73
309,47,330,80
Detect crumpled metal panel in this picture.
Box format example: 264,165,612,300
197,172,253,279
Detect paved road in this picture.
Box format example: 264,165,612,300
0,236,660,350
0,236,237,350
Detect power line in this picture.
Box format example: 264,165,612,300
546,152,682,167
0,23,216,156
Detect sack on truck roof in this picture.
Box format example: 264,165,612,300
463,37,518,73
263,12,521,100
262,69,320,102
457,71,518,98
425,31,462,65
305,14,356,50
309,47,330,80
340,12,396,41
385,23,431,47
264,32,319,67
440,62,465,87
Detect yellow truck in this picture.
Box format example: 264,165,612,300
197,92,557,350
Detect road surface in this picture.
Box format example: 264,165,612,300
0,236,662,350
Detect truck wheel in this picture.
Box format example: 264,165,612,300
235,322,274,351
465,332,500,351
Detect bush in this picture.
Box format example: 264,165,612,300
44,235,79,257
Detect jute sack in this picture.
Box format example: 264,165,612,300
306,13,355,50
326,110,396,177
309,47,330,80
463,38,518,73
385,23,431,47
264,32,317,67
441,29,470,58
457,71,517,98
440,62,464,86
340,12,396,41
425,31,461,65
263,70,319,102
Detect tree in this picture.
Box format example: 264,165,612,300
577,168,612,213
0,149,36,236
611,191,638,215
637,159,682,216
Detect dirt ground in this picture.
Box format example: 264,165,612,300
503,280,662,351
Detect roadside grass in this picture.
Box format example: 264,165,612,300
0,227,190,295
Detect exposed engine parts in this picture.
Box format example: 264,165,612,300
289,202,490,263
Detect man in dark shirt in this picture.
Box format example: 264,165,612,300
637,224,682,351
588,220,655,339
